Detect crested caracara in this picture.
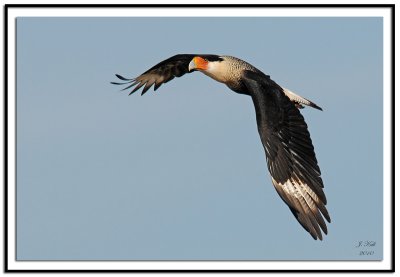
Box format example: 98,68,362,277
112,54,330,240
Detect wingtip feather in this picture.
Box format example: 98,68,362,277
115,74,132,81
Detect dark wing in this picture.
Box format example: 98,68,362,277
242,70,330,240
111,54,197,95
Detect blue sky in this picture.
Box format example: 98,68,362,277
16,16,383,260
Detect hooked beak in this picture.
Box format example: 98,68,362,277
188,59,196,72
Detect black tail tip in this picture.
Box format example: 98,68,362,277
311,103,323,111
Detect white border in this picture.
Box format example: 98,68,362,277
6,6,393,271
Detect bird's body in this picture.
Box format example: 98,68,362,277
112,54,330,240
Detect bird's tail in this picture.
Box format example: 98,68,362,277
283,88,323,111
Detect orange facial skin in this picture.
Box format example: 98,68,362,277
192,56,209,70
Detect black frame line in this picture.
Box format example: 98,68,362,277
4,3,395,273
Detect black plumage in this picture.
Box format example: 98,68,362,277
242,70,330,240
112,54,330,240
111,54,222,95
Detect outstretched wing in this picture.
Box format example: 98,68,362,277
242,70,330,240
111,54,197,95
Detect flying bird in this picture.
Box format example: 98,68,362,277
112,54,331,240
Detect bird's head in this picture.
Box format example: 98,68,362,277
188,55,227,84
188,56,209,72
